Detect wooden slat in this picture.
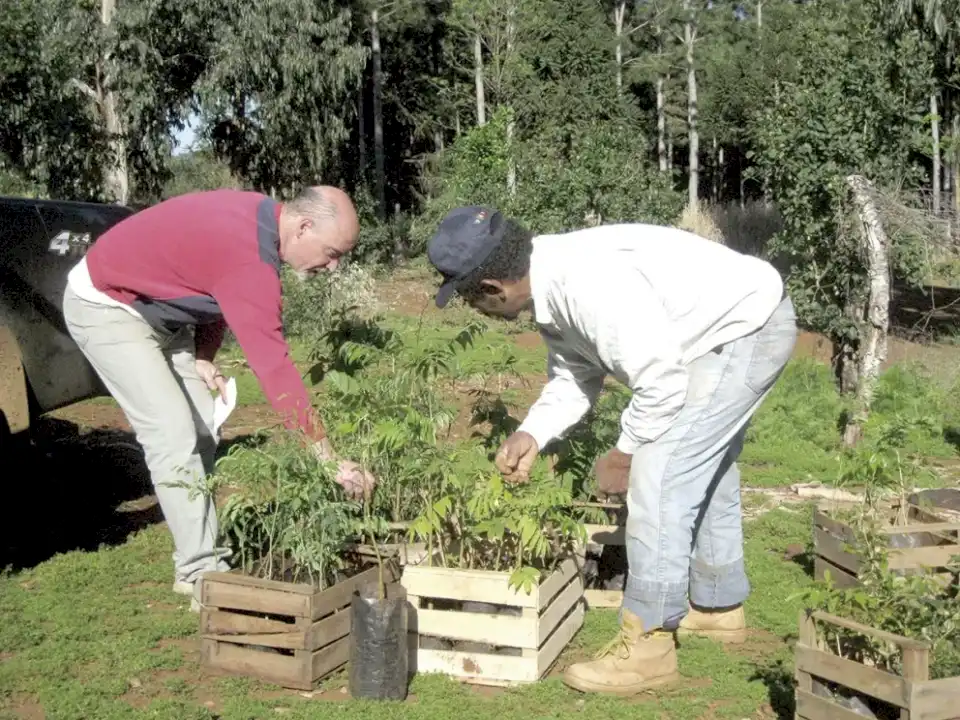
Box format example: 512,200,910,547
200,570,315,594
200,609,294,636
813,530,861,575
909,677,960,720
415,607,535,648
812,611,930,651
202,580,312,618
310,635,350,682
814,556,859,588
202,629,305,650
889,544,960,571
795,688,878,720
401,565,537,608
813,510,856,543
536,558,581,611
311,563,395,620
583,589,622,608
537,576,583,645
879,522,960,535
416,647,539,685
795,646,909,708
537,601,585,677
304,608,351,651
200,638,310,690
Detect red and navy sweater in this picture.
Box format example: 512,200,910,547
85,189,326,442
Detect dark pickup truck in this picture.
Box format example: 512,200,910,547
0,196,135,443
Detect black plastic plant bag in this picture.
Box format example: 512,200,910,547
349,583,409,701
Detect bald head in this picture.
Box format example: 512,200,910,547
278,185,360,277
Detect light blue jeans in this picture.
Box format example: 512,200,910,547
622,296,797,631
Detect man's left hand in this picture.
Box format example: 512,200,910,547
595,448,632,497
196,359,228,402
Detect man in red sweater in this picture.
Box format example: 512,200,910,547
62,186,374,608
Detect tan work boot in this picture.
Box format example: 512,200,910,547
677,605,747,644
562,609,680,696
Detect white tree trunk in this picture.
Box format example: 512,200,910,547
474,31,486,126
684,1,698,209
657,75,667,172
932,92,941,216
506,2,516,196
842,175,891,448
371,8,387,222
357,85,367,183
101,0,128,205
614,1,626,94
950,111,960,216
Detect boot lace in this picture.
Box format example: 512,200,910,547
595,627,633,660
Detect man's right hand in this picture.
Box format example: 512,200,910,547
495,431,539,484
312,440,376,499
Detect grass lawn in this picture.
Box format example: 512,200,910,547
0,507,812,720
12,265,960,719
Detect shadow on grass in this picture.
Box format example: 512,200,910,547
750,658,795,720
785,545,815,577
0,417,265,573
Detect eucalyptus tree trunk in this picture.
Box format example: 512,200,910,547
932,92,941,215
371,8,387,222
614,0,626,94
474,32,486,125
506,1,516,196
101,0,128,204
684,0,698,208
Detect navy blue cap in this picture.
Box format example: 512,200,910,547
427,206,506,308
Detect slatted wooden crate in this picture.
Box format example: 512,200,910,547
813,503,960,588
401,556,585,686
795,610,960,720
199,559,400,690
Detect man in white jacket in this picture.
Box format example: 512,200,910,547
426,207,797,696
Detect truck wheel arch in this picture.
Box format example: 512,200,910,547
0,325,30,435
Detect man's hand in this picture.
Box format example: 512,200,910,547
495,431,540,484
311,441,376,500
335,460,377,500
595,448,632,497
196,359,228,402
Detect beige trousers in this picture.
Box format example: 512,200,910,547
62,284,230,583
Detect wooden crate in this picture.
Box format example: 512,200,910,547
199,560,400,690
401,556,585,686
813,504,960,588
795,610,960,720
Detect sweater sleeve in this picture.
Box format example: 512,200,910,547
516,341,605,451
211,263,327,442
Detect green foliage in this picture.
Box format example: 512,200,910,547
281,264,379,344
414,107,682,251
407,451,586,593
309,309,485,524
203,438,367,588
794,518,960,680
161,151,243,199
551,386,632,499
750,0,932,341
199,0,368,195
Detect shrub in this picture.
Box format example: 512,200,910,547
281,263,379,343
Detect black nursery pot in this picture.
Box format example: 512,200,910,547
348,582,410,701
